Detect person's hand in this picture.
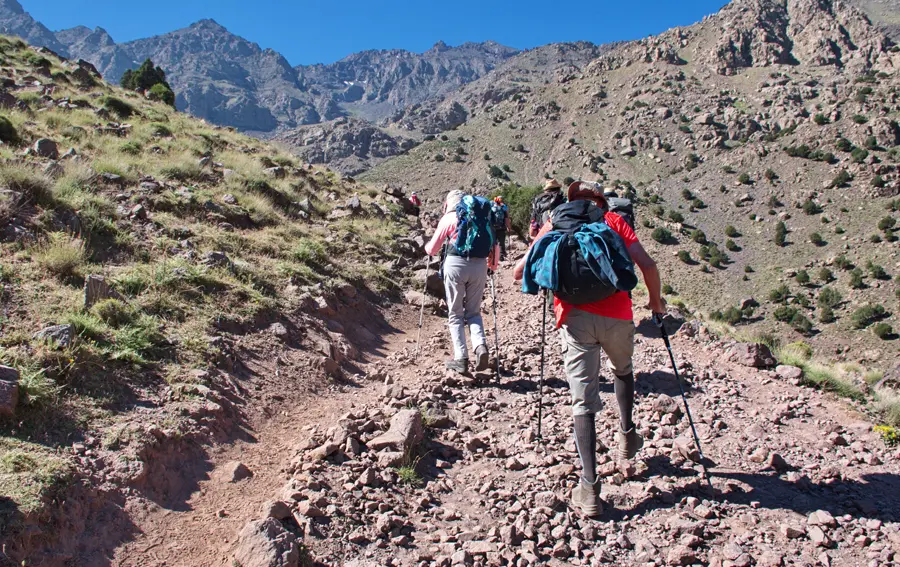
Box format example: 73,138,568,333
647,296,667,315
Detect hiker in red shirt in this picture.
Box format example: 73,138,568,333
513,181,666,518
409,192,422,216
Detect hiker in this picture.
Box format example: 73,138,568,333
425,190,500,374
513,181,666,517
491,196,511,259
529,179,566,238
409,191,422,217
603,187,636,230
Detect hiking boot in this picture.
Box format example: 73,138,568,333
571,478,602,517
445,358,469,374
617,427,644,460
474,345,490,372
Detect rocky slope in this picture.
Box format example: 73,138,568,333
363,0,900,358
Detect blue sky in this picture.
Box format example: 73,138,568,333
23,0,727,66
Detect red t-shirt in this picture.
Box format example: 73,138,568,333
531,212,638,327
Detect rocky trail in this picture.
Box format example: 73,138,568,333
111,243,900,567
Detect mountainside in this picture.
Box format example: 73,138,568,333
853,0,900,39
363,0,900,360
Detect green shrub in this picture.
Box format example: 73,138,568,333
849,268,865,289
775,222,787,247
488,165,505,178
790,314,813,335
434,154,445,162
867,262,888,280
835,138,852,152
834,254,852,270
818,286,842,308
770,284,790,304
681,188,693,200
292,238,327,265
795,270,810,285
852,114,869,124
148,83,176,107
878,216,896,231
864,136,878,150
810,232,825,246
691,229,706,244
813,113,829,125
121,59,171,92
149,123,172,137
677,250,692,263
724,225,739,237
102,96,136,119
489,184,541,236
737,173,751,184
744,265,754,273
818,268,833,282
662,283,675,295
819,306,835,323
668,211,684,224
802,199,821,215
873,323,893,339
711,306,744,325
830,170,852,188
0,115,19,145
774,305,798,322
725,239,740,252
651,227,672,243
851,147,869,163
120,141,142,155
851,305,886,329
91,299,137,328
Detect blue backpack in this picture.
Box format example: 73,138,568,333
454,195,495,259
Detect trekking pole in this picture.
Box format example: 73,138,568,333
488,271,501,382
653,313,713,486
537,290,547,441
414,258,431,361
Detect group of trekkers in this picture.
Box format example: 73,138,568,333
420,178,666,518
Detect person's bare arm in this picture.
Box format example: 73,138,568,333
628,242,665,314
513,255,527,281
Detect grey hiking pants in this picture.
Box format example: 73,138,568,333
443,255,488,361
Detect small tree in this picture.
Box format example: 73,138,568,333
148,83,176,107
775,221,787,247
819,286,842,308
725,225,739,237
677,250,692,263
668,211,685,223
652,227,672,243
691,229,707,244
770,284,791,304
802,199,821,215
818,268,834,283
849,268,865,289
819,306,835,323
121,59,171,92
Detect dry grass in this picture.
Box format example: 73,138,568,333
33,234,87,280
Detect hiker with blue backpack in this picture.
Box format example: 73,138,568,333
513,181,666,518
425,190,500,374
491,196,511,260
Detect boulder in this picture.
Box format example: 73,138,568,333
776,365,803,381
368,409,424,454
0,365,19,419
262,500,293,520
729,342,775,367
83,275,126,310
32,138,59,160
215,461,253,483
233,518,299,567
33,324,74,348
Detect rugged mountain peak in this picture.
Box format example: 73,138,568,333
0,0,24,15
704,0,898,73
189,18,230,33
430,40,450,52
0,0,65,53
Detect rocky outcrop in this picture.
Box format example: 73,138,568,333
233,518,300,567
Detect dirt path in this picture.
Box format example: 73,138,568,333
110,249,900,567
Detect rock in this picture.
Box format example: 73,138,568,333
666,545,697,565
757,552,784,567
729,342,775,367
808,525,830,547
808,510,837,527
310,442,339,460
766,452,790,472
201,251,231,268
233,518,299,567
262,500,292,520
368,409,424,454
377,451,405,467
775,365,803,381
83,275,126,310
32,138,59,160
675,436,701,462
0,365,19,419
269,322,289,340
265,166,286,179
780,524,804,539
215,461,253,483
32,324,73,348
451,550,472,565
296,500,325,518
130,204,147,220
42,161,64,179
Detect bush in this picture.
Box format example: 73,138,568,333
796,270,810,285
737,173,751,184
668,211,684,223
835,138,852,152
148,83,176,107
878,216,896,231
810,232,825,246
0,165,53,209
711,306,744,325
834,254,852,270
662,283,675,295
488,165,505,178
852,114,869,124
489,184,541,236
744,265,754,273
851,305,886,329
149,123,172,137
102,96,136,119
775,221,787,247
725,239,740,252
873,323,893,339
868,262,888,280
864,136,878,150
121,59,171,92
677,250,692,263
818,286,842,308
725,225,739,237
681,188,693,200
0,116,19,145
691,229,707,244
651,227,672,243
34,234,86,280
849,268,865,289
91,299,137,328
851,147,869,164
830,170,852,188
802,199,822,215
813,113,829,125
819,306,835,323
120,141,142,155
774,305,798,322
818,268,834,282
770,284,790,304
434,154,445,162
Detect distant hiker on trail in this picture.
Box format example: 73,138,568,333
603,187,636,230
425,190,500,374
530,179,566,238
513,181,666,518
491,196,511,260
409,192,422,217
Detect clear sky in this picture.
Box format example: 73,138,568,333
22,0,727,66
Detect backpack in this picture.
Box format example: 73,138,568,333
491,203,508,229
454,195,495,258
549,200,636,304
531,191,566,229
606,196,635,231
